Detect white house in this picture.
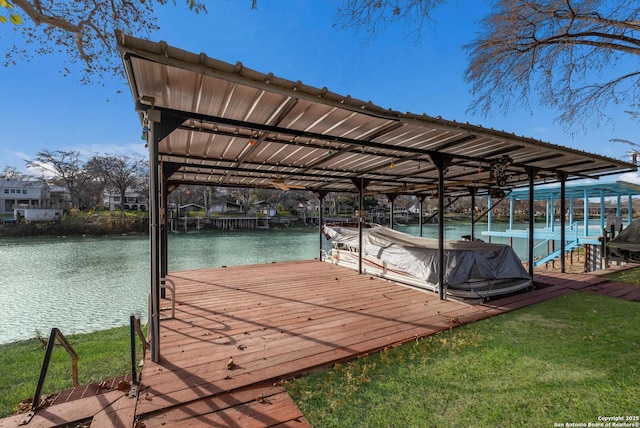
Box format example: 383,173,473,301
0,179,70,215
0,179,72,222
104,191,148,211
253,200,276,217
14,207,63,222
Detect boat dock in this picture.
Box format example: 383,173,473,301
480,180,640,267
482,225,604,251
170,216,271,232
2,260,638,427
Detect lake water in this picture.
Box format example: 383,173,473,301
0,222,527,344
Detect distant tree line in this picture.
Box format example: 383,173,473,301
1,149,149,211
2,149,559,220
1,150,341,217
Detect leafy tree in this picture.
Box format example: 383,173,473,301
335,193,358,215
78,177,106,210
87,155,148,212
2,0,207,82
249,188,277,205
274,190,313,215
0,0,21,24
26,149,91,208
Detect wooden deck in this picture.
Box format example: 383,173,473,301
1,260,637,428
136,260,488,427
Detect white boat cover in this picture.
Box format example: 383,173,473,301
324,225,531,287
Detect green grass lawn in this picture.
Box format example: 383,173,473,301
285,292,640,427
605,266,640,285
0,326,142,418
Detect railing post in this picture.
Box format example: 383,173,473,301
130,315,149,391
130,315,138,386
30,329,57,415
21,328,79,425
53,330,79,387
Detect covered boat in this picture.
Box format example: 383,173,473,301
606,218,640,262
323,224,532,299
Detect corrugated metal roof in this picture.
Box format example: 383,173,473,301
116,31,636,196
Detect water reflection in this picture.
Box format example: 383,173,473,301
0,229,322,344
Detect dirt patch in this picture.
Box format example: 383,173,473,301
523,252,590,274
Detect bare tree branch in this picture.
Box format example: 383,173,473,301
87,154,148,212
334,0,447,43
26,150,92,208
464,0,640,129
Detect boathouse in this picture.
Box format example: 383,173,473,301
114,32,637,363
209,197,243,214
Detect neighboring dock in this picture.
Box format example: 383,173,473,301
481,180,640,268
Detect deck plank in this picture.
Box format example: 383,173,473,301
89,393,137,428
585,281,640,299
133,263,635,427
136,261,477,422
141,385,308,428
0,391,125,428
138,260,591,425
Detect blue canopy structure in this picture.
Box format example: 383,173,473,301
483,180,640,266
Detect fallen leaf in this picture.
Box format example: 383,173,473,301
226,357,235,370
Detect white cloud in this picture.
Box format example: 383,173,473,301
618,171,640,184
1,150,36,175
25,161,56,179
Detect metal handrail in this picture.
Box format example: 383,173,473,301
533,221,579,252
160,278,176,319
21,328,78,425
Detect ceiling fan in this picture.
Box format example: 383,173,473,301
269,174,306,191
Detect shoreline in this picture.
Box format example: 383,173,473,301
1,211,540,239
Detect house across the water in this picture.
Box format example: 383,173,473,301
104,191,148,211
1,179,70,222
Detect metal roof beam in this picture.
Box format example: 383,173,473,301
155,106,516,166
165,158,430,189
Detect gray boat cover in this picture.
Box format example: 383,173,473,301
607,219,640,261
324,225,530,287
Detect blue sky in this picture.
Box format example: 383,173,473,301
1,1,638,178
